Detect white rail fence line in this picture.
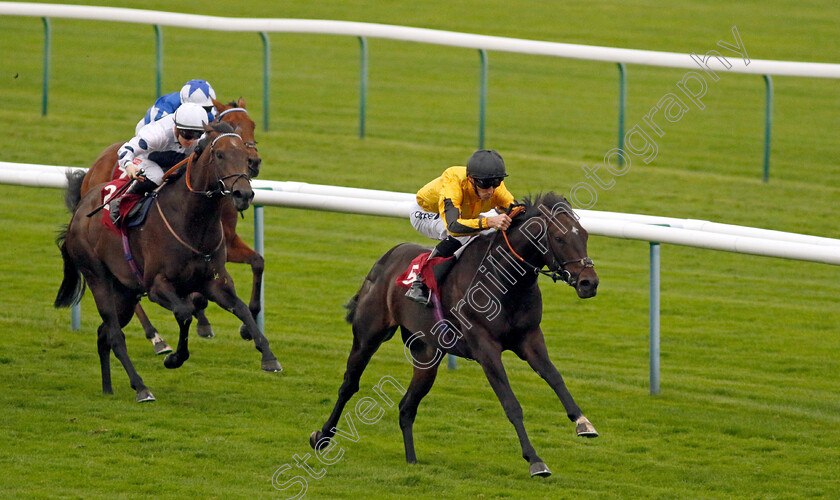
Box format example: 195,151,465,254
3,2,839,77
3,162,840,392
4,3,840,182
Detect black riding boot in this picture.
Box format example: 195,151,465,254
405,236,463,306
109,179,157,227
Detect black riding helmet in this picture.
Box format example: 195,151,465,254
466,149,508,179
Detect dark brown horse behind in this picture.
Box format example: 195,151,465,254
55,122,282,402
79,98,263,353
310,192,599,477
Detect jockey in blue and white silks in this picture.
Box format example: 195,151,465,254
134,79,218,134
110,103,209,226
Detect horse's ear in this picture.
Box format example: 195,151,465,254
237,97,246,108
195,128,212,157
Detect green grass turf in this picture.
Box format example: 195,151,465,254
1,1,839,498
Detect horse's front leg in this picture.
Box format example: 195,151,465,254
474,343,551,477
190,294,215,339
147,276,195,369
515,328,598,438
203,269,281,373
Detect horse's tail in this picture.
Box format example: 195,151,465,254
344,244,411,325
54,226,86,308
344,293,360,324
64,169,86,212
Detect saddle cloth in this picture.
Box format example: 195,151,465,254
395,252,455,301
99,178,149,235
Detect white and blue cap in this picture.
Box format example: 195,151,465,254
179,79,216,108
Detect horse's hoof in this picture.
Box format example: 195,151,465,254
576,417,599,438
153,341,173,355
164,353,186,369
309,431,324,449
529,462,551,477
239,324,253,341
196,324,214,339
136,389,156,403
262,359,282,373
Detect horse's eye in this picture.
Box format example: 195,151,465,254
554,236,565,244
215,151,224,160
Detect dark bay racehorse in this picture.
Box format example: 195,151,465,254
80,98,263,354
310,192,599,477
55,122,282,402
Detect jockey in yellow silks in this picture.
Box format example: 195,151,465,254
406,149,516,305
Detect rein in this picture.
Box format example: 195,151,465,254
501,215,594,287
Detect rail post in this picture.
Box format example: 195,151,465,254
617,63,627,165
41,17,50,116
254,203,266,332
478,49,488,149
154,25,163,98
358,37,368,138
259,32,270,132
649,241,660,395
762,75,773,183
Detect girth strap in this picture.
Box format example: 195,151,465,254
121,232,145,286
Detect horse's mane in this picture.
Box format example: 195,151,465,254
509,191,575,229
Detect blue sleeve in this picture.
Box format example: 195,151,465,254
156,93,181,117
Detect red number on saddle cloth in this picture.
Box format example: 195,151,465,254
100,177,142,235
395,252,453,300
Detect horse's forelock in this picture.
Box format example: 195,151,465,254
196,122,236,156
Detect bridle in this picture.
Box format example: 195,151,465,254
184,132,251,197
501,213,594,287
218,107,258,151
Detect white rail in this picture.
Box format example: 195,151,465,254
2,2,840,78
3,162,839,264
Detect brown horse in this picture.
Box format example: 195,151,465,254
55,122,282,402
310,193,599,477
80,98,263,354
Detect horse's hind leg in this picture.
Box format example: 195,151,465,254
310,324,397,448
96,324,112,394
133,303,172,355
515,328,597,438
225,232,264,340
88,275,154,402
399,335,442,464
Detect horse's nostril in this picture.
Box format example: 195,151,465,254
579,280,591,289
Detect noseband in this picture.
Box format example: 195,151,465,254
501,223,594,287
